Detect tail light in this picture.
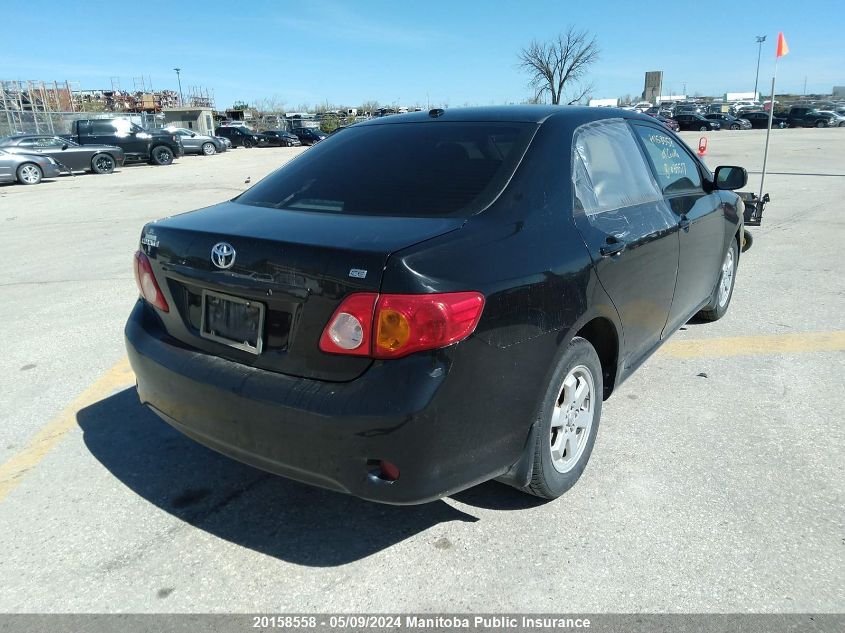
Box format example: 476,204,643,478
319,292,484,359
133,250,169,312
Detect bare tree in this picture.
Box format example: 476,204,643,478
518,27,599,105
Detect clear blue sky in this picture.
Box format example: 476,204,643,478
2,0,841,110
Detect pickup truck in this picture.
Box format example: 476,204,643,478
63,119,183,165
786,106,836,128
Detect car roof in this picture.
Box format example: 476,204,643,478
3,134,58,139
354,105,657,128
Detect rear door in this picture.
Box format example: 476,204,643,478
631,123,726,333
571,119,679,368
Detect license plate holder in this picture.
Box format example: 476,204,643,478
200,289,265,355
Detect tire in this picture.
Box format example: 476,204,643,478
243,139,254,149
16,162,42,185
150,145,174,165
699,125,708,131
91,153,115,174
731,124,740,130
815,120,826,128
201,142,216,156
523,337,603,500
697,239,738,322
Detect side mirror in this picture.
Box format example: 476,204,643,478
190,132,196,137
714,165,748,191
61,144,69,150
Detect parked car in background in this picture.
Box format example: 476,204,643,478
649,114,680,132
675,104,704,115
741,111,788,129
125,106,748,504
786,106,835,128
816,110,845,127
215,125,265,148
705,114,751,130
292,128,327,145
674,113,721,131
262,130,302,147
215,135,233,150
62,118,183,165
164,127,225,155
0,148,62,185
0,135,125,174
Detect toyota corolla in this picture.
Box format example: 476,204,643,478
125,106,748,504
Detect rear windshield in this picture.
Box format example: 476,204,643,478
237,121,536,217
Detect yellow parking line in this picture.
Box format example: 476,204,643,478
659,330,845,359
0,358,134,503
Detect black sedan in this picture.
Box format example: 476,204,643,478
705,113,751,130
126,106,747,504
0,135,125,174
292,127,327,145
262,130,302,147
674,113,721,131
742,111,788,129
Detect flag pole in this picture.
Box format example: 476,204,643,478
758,53,780,202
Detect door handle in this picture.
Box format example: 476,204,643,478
599,237,626,258
679,215,691,231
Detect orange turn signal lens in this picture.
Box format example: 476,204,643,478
376,309,410,352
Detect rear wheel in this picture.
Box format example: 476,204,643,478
150,145,174,165
201,142,216,156
731,124,740,130
697,240,738,322
16,162,42,185
91,153,115,174
699,125,708,131
523,337,603,500
815,120,826,128
243,139,254,148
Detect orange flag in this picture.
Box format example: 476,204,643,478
776,32,789,57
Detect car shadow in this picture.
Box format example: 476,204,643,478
77,388,479,567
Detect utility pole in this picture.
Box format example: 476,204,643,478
754,35,767,99
173,68,183,106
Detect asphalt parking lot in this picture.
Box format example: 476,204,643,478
0,130,842,613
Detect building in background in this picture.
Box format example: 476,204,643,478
588,98,619,107
642,71,663,104
162,107,215,135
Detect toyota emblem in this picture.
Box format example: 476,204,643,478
211,242,236,269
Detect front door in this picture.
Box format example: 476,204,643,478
571,119,680,369
630,123,726,333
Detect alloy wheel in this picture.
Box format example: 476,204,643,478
549,365,595,473
19,164,41,184
717,248,735,308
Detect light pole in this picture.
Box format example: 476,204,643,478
754,36,766,100
173,67,184,106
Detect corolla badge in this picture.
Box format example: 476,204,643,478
211,242,236,269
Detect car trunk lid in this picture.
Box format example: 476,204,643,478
141,200,464,381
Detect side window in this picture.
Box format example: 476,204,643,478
572,119,674,238
631,124,702,194
90,121,116,135
18,139,39,147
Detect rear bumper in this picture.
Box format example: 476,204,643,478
125,301,527,504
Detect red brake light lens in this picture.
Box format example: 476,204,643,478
374,292,484,359
133,250,169,312
319,292,484,359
